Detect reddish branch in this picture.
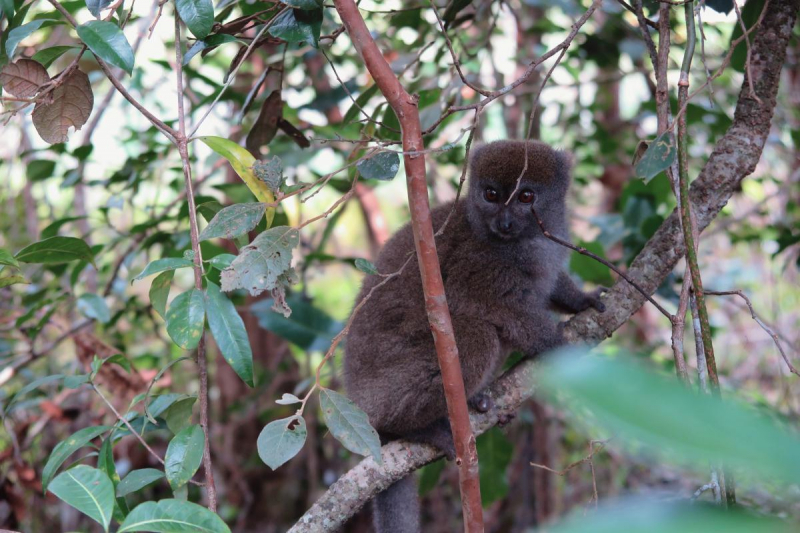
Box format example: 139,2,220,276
333,0,484,530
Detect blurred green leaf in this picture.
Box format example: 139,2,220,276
569,241,613,286
476,427,512,507
0,247,19,268
730,0,765,72
354,258,378,275
116,468,165,497
26,159,55,181
16,236,95,266
77,293,110,323
251,295,341,351
133,257,194,282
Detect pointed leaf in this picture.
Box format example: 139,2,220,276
32,69,93,144
257,416,307,470
42,425,113,491
205,281,254,387
0,274,28,288
220,226,298,297
4,374,64,414
116,468,165,497
268,8,323,49
16,236,94,265
175,0,214,39
163,396,196,434
49,465,114,532
165,289,205,350
0,248,19,268
354,258,378,275
276,393,301,405
77,293,111,323
32,45,79,69
319,388,382,463
86,0,113,18
133,258,194,282
149,270,174,318
76,20,135,74
119,499,230,532
634,132,675,183
199,202,266,242
207,254,235,271
6,20,53,58
164,425,205,490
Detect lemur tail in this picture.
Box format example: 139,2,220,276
373,473,420,533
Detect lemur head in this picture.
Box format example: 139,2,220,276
466,140,572,242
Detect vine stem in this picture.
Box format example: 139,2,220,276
677,0,734,506
174,12,217,511
333,1,485,529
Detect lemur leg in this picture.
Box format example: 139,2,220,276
550,271,607,313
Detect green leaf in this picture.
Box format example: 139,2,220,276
149,270,174,318
117,468,165,497
0,0,14,19
64,374,90,389
205,281,254,387
268,8,323,49
569,241,613,286
133,257,194,282
285,0,322,8
175,0,214,39
634,132,675,183
6,20,53,58
729,0,764,72
163,396,196,434
148,393,190,420
49,465,114,532
357,151,400,181
343,84,378,124
354,258,378,275
0,247,19,268
418,459,445,495
198,136,276,227
182,33,239,65
251,295,341,351
119,499,231,532
207,254,235,271
319,388,382,464
539,350,800,485
77,293,111,323
85,0,112,18
257,416,307,470
41,216,88,239
76,20,134,75
42,425,112,491
27,159,56,181
251,156,284,194
220,226,298,300
16,236,95,265
199,202,266,242
4,374,64,414
275,393,301,405
0,274,26,288
476,428,512,507
32,45,78,68
164,425,205,490
549,500,793,533
165,288,205,350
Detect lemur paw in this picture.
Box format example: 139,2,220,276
469,392,493,413
497,412,516,427
588,287,608,313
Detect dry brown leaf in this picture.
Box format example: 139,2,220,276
246,90,282,154
32,69,94,144
0,59,50,98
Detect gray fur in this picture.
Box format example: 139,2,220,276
343,140,604,532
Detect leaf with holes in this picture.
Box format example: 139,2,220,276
42,425,113,491
257,416,307,470
16,236,95,266
206,281,254,387
319,388,382,464
221,225,298,300
634,132,675,183
357,151,400,181
164,425,205,490
175,0,214,39
252,156,284,193
119,499,230,532
76,20,135,74
199,202,266,242
165,289,205,350
49,466,114,532
0,59,49,97
32,69,93,144
199,136,275,226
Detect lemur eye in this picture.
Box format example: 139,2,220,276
484,188,498,202
518,190,534,204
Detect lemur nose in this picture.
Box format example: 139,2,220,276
499,220,513,233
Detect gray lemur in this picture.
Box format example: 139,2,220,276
343,140,605,533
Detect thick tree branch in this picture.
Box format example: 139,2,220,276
333,1,484,529
289,1,799,530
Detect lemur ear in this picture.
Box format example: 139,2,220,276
555,150,575,173
468,143,486,169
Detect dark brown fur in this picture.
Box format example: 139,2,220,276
344,140,604,533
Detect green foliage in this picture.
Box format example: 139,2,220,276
15,236,94,265
634,132,675,183
42,425,112,491
354,258,378,275
199,202,266,241
251,294,341,351
319,388,382,464
6,19,52,58
76,20,135,75
476,428,513,507
133,257,194,281
175,0,214,40
164,424,205,490
77,293,111,323
205,281,254,386
268,8,323,49
570,241,613,286
117,469,166,497
257,415,307,470
119,499,231,532
357,151,401,181
165,288,205,350
49,465,115,532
